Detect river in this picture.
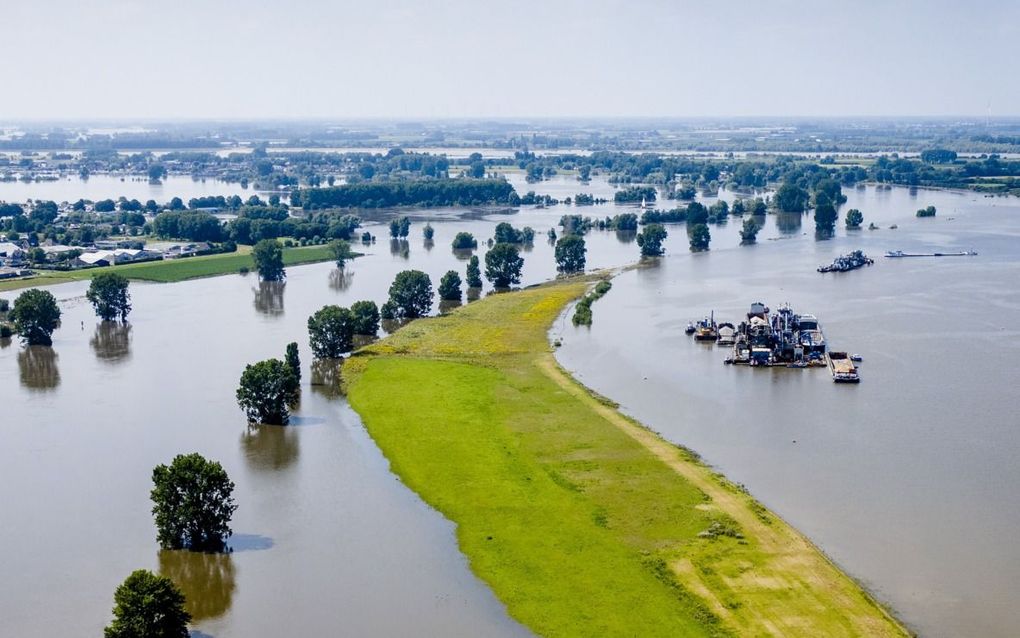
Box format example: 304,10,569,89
1,175,1017,636
555,184,1020,637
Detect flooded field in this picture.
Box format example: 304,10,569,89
0,174,255,203
2,176,1018,636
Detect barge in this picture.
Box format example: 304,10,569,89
885,250,977,258
826,351,860,383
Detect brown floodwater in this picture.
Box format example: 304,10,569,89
555,185,1020,637
1,176,1015,636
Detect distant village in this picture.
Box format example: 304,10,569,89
0,237,217,280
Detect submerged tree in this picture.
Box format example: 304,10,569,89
775,181,809,212
451,232,478,250
86,272,132,322
150,453,237,552
10,288,61,346
484,243,524,288
307,305,356,358
329,239,353,269
845,208,864,229
386,270,433,318
236,359,300,425
285,342,301,384
689,223,711,251
104,570,190,638
350,300,380,336
465,255,482,288
739,217,760,244
814,201,838,232
422,223,435,240
637,223,667,256
389,216,410,238
252,239,285,281
554,234,586,273
438,270,463,301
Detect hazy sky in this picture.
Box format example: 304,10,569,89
5,0,1019,120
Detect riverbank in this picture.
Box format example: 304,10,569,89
343,279,908,637
0,244,337,292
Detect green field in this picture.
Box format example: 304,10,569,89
0,244,337,292
344,281,908,638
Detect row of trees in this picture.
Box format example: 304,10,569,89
292,179,517,209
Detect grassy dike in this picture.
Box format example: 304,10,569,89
344,280,909,638
0,244,336,292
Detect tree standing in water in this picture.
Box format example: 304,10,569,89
10,288,61,346
252,239,285,281
236,359,300,424
86,272,132,322
104,570,190,638
150,453,237,552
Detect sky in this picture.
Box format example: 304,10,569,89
4,0,1019,120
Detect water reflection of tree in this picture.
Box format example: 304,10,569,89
252,281,285,316
452,248,474,261
615,229,637,244
18,346,60,390
389,238,410,259
466,287,481,302
328,268,354,292
90,322,132,363
158,549,236,622
775,212,803,235
0,337,11,350
240,423,299,472
309,359,343,399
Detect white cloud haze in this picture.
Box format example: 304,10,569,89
3,0,1018,119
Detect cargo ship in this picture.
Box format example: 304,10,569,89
693,311,719,341
818,250,874,273
725,303,830,367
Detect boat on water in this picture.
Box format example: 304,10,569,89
885,250,978,258
826,351,860,383
726,302,836,367
717,323,736,345
694,311,719,341
685,321,696,335
818,250,874,273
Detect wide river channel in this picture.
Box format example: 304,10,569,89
1,174,1017,637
